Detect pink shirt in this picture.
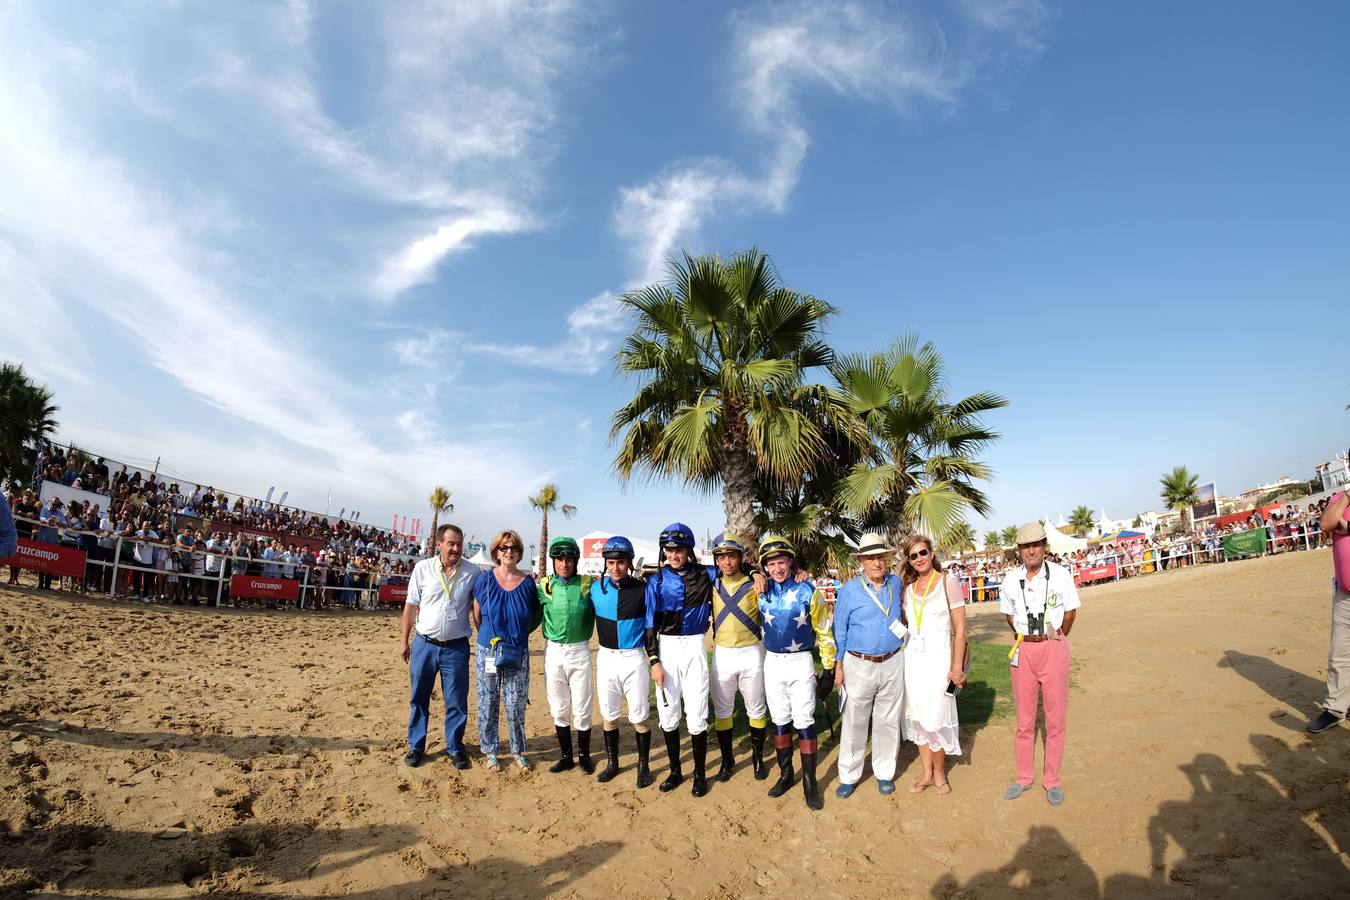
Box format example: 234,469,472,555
1332,492,1350,590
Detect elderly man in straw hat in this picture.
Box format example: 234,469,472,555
832,531,907,798
999,522,1080,806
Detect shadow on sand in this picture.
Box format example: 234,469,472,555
1,819,622,898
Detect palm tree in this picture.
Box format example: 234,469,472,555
611,249,851,541
834,334,1007,544
528,483,576,577
1159,466,1201,533
1067,505,1096,537
426,486,453,554
1000,525,1019,547
939,520,977,555
983,530,1002,551
0,362,59,482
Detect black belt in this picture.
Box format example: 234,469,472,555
421,634,464,647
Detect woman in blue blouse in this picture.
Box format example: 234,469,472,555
472,529,540,771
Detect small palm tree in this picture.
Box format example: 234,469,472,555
427,486,453,554
939,521,977,555
0,362,59,481
611,249,851,543
1000,525,1019,547
1159,466,1201,532
833,334,1007,544
1067,505,1096,537
983,530,1002,551
528,483,576,576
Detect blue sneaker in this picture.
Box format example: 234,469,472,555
836,782,857,799
877,779,895,795
1047,787,1064,806
1003,782,1030,800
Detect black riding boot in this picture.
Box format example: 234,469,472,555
715,728,735,781
749,725,768,780
767,743,795,798
800,750,823,811
549,725,575,773
635,729,654,788
659,729,684,792
576,728,595,775
691,731,709,797
596,728,620,783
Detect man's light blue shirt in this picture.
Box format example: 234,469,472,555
833,572,905,658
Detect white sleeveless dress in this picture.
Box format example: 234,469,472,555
900,574,963,755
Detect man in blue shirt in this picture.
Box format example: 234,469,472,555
833,532,907,798
0,492,17,559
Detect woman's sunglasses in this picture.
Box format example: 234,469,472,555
908,547,931,561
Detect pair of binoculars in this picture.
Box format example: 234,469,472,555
1027,612,1046,635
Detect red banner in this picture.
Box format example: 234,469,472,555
378,583,408,604
1075,563,1117,585
2,538,87,579
582,537,607,558
229,574,301,601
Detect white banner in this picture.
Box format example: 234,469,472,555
37,479,112,515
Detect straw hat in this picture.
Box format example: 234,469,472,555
851,532,894,557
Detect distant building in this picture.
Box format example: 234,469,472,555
1237,475,1301,504
1315,452,1350,493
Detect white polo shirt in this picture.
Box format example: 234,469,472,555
999,561,1080,636
407,556,480,641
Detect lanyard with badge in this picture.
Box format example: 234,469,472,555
862,576,907,643
433,559,465,654
908,571,941,653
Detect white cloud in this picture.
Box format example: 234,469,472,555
374,207,533,300
515,0,1049,379
0,240,94,387
0,15,559,529
477,291,626,374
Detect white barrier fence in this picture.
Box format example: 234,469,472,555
7,515,1329,611
5,514,408,610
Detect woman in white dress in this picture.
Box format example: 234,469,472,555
899,534,967,795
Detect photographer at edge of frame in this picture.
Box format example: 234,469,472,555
1307,489,1350,734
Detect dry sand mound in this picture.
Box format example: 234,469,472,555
1,551,1347,897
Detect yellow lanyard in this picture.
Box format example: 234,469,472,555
436,560,461,600
910,572,941,634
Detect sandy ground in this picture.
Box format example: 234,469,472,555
1,550,1347,899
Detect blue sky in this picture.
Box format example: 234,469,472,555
1,1,1346,551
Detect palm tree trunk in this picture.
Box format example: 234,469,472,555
720,441,757,546
886,491,911,553
428,512,439,556
539,508,549,577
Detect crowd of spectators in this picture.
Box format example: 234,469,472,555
4,444,421,609
36,445,422,556
945,499,1334,599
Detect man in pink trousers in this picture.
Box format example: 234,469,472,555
999,522,1080,806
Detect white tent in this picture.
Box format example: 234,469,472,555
467,548,493,568
1045,523,1088,554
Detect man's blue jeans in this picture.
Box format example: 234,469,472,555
407,633,470,756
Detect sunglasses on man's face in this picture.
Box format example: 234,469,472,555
908,548,931,560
